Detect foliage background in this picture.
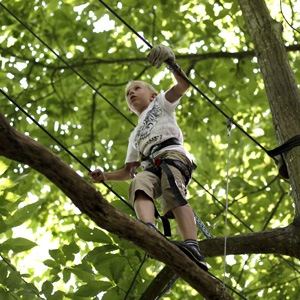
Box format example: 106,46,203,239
0,0,299,299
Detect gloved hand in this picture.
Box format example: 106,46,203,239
148,45,176,68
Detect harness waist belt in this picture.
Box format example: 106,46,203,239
141,138,181,161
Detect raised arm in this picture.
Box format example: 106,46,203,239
147,45,190,103
165,66,190,103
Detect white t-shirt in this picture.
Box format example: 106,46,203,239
125,90,192,167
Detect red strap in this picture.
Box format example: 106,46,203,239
154,158,162,166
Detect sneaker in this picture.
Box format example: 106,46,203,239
138,220,157,231
171,241,208,272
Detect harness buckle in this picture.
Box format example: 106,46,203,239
154,158,162,166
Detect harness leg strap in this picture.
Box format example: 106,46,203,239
160,160,188,206
156,210,171,237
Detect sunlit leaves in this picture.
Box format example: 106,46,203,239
0,238,37,254
76,226,112,244
0,0,299,299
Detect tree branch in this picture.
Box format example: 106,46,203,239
0,111,232,299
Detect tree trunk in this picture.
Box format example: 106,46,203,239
2,105,300,298
238,0,300,218
0,111,233,299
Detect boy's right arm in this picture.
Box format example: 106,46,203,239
88,161,140,183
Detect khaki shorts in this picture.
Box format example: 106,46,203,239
129,151,191,218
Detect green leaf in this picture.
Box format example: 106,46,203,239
43,259,60,269
0,159,10,176
84,245,119,265
102,286,124,300
0,262,8,284
69,264,95,282
49,249,66,265
48,290,65,300
0,238,37,254
74,281,112,297
76,226,112,244
110,257,126,284
42,280,53,295
2,198,45,233
6,270,23,290
62,242,80,262
62,268,71,283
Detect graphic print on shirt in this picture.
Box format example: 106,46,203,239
134,101,162,150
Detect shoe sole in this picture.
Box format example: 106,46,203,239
171,241,208,272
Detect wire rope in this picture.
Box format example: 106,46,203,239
0,2,135,128
0,3,264,298
98,0,270,155
0,1,271,235
0,88,134,212
222,118,233,294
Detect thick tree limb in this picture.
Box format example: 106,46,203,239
142,221,300,299
0,111,232,299
1,105,299,298
201,223,300,259
1,45,299,70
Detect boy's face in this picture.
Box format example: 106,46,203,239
126,82,157,115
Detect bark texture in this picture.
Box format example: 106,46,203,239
0,111,232,299
238,0,300,217
1,107,300,298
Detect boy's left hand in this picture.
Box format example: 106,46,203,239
148,45,176,68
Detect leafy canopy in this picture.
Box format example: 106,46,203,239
0,0,299,299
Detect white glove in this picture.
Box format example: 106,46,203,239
148,45,176,68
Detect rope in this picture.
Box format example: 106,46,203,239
0,2,135,128
222,118,233,294
98,0,270,155
0,2,213,239
0,88,134,212
0,5,252,299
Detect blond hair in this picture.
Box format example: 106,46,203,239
125,80,156,104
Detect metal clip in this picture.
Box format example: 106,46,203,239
226,117,234,136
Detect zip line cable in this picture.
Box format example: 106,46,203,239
0,2,259,233
0,2,135,128
0,2,212,238
98,0,153,49
1,0,271,165
0,5,253,298
0,88,134,212
98,0,270,155
0,2,267,228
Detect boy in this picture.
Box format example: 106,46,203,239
89,45,207,271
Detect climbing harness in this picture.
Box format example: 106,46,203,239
98,0,300,181
140,138,212,238
2,3,300,298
